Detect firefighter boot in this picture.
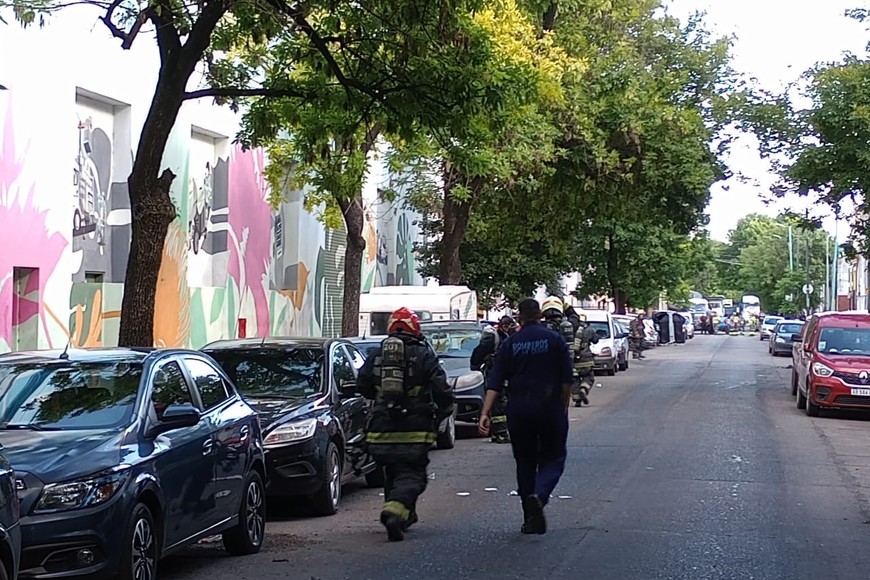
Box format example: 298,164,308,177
381,510,405,541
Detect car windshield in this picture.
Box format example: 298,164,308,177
777,323,804,335
764,317,783,325
208,348,325,398
0,360,142,430
588,321,611,338
421,326,481,358
817,327,870,355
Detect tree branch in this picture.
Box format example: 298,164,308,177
182,86,312,100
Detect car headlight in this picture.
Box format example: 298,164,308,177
600,347,613,357
812,362,834,378
454,371,484,391
34,467,129,514
775,336,786,343
264,418,317,447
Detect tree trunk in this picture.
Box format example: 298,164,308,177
438,165,477,285
117,27,216,346
340,195,366,337
606,231,627,314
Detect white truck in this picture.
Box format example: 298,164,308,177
358,285,479,336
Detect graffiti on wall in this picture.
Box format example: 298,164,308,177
0,100,69,352
1,92,424,354
71,114,132,283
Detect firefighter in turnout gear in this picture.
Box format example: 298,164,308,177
629,313,646,359
571,313,599,406
356,307,454,542
471,326,509,443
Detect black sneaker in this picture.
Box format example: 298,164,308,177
380,510,405,541
581,393,590,405
520,495,546,534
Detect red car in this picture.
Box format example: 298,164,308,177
793,311,870,416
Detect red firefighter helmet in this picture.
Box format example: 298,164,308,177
387,307,422,336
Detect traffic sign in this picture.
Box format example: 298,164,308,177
803,284,814,295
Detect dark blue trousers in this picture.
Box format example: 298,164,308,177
506,397,568,505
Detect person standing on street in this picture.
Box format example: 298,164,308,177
471,326,510,443
356,307,455,542
478,298,573,535
629,313,646,359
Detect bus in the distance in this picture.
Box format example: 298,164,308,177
740,294,761,318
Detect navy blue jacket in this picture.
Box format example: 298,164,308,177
486,321,573,398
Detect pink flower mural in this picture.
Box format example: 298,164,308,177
0,99,68,349
227,146,272,335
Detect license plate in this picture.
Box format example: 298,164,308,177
851,388,870,397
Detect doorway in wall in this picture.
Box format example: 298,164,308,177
12,267,39,351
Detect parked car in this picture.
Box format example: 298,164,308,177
792,312,870,416
769,320,804,356
0,348,266,580
682,312,695,339
419,320,485,424
0,448,20,580
760,315,785,341
202,338,382,516
611,319,632,371
582,310,628,375
348,336,455,450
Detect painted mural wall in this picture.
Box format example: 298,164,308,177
0,12,426,353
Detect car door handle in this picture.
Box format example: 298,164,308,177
203,439,214,455
239,425,250,442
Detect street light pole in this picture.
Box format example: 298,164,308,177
788,225,794,272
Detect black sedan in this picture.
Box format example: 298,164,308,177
202,338,382,516
419,321,485,424
349,336,456,450
769,320,805,356
0,348,266,580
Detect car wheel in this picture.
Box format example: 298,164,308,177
606,365,616,376
119,503,157,580
791,371,798,397
806,387,821,417
436,414,456,450
364,464,386,487
796,384,807,410
619,356,629,371
223,471,266,555
311,442,342,516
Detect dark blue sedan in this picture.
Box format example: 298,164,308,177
0,447,20,580
0,348,267,580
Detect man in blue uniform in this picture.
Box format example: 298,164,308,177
478,298,573,534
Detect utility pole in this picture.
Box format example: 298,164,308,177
788,225,794,272
825,238,833,310
806,209,811,313
832,214,840,311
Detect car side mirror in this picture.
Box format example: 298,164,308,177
791,334,803,343
149,403,201,437
617,332,629,339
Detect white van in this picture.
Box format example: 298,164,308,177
358,285,478,336
581,309,629,375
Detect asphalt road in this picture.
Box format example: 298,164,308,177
162,333,870,580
